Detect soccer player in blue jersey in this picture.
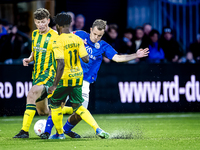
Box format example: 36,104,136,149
41,19,149,139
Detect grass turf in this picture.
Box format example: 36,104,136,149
0,113,200,150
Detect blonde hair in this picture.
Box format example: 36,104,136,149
92,19,107,30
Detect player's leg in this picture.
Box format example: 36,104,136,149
62,96,74,114
63,80,89,115
63,113,82,138
36,98,49,116
62,80,89,114
41,102,66,139
63,80,89,136
40,109,52,139
70,86,109,139
48,85,68,139
43,81,89,139
13,85,45,138
73,104,109,139
41,98,75,139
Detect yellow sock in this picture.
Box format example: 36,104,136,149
51,107,63,134
75,105,99,132
21,104,36,132
62,106,73,115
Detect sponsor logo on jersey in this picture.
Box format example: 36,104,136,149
85,46,96,60
70,67,80,73
86,46,93,54
33,46,47,52
69,72,83,77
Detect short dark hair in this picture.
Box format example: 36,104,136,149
135,26,144,31
92,19,107,30
149,29,160,37
108,24,118,33
76,14,85,21
54,12,72,27
34,8,50,20
49,17,56,28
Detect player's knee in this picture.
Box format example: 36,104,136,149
71,103,81,110
27,92,36,103
30,85,42,94
74,113,82,122
38,110,49,116
37,107,49,116
27,85,42,103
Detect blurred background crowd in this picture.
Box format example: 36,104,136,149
0,0,199,65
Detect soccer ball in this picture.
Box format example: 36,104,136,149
34,119,47,137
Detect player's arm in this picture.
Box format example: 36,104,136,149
23,52,34,66
78,37,89,63
112,48,149,63
48,59,64,94
81,55,89,63
23,30,36,66
48,38,65,94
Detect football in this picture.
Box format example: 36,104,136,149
34,119,47,137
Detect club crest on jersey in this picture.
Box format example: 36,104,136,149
45,37,50,43
95,43,100,49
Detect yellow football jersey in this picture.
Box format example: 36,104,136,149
31,28,58,81
53,33,88,87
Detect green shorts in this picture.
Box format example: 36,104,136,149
50,80,84,108
33,73,54,102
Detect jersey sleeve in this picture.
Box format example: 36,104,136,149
74,30,87,39
78,37,88,58
103,41,118,59
53,39,64,59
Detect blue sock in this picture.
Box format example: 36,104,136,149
63,120,75,133
44,115,54,135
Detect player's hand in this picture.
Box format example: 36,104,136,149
23,58,30,66
172,55,178,62
136,48,149,58
48,85,57,94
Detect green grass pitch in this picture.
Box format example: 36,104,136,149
0,113,200,150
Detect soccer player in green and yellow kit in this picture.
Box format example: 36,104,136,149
47,12,109,139
13,8,58,138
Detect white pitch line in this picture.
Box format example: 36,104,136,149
0,114,200,122
0,118,45,122
99,114,200,119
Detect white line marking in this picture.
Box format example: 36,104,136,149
1,114,200,121
0,118,44,122
99,114,200,119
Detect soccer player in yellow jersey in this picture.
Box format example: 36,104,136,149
13,8,58,138
46,12,109,139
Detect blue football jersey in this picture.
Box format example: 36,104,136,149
74,30,117,83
